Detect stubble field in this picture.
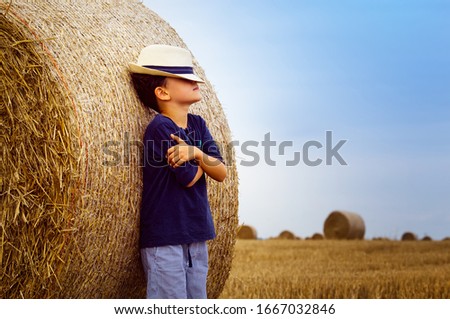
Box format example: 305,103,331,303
219,239,450,298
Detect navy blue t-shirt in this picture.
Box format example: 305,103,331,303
140,113,223,248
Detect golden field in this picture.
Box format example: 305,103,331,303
219,239,450,298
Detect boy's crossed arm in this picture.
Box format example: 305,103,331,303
167,134,227,187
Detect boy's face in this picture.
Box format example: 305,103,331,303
162,77,202,105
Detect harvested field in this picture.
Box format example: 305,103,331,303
220,239,450,298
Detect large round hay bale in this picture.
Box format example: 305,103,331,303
1,1,238,299
237,225,258,239
323,210,365,239
401,232,418,241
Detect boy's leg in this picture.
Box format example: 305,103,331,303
141,245,187,298
185,242,209,299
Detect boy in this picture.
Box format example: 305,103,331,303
129,44,226,299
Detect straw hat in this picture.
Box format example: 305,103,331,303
129,44,204,83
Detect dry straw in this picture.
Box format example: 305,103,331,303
323,210,365,240
237,225,257,240
1,0,238,298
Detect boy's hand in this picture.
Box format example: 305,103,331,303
167,134,200,168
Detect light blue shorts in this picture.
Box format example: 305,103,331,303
140,242,209,299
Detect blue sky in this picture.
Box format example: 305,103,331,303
144,0,450,239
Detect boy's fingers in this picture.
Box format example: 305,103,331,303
170,134,186,144
168,154,183,168
170,134,181,142
167,148,181,163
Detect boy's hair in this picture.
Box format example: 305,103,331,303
130,73,167,112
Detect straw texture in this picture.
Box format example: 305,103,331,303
1,0,238,298
323,211,365,240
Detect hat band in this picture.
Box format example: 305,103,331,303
143,65,194,74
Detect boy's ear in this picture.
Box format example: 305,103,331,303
154,87,170,101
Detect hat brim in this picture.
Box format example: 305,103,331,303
128,63,204,83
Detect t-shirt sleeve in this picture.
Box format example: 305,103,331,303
144,121,198,187
200,119,224,164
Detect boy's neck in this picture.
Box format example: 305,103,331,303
160,105,189,129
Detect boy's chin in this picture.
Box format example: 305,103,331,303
191,96,202,104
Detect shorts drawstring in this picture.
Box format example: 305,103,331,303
187,245,193,268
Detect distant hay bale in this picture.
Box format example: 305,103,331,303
237,225,257,239
401,232,418,241
311,233,324,240
323,210,365,240
278,230,296,240
372,237,391,241
421,236,432,241
1,1,238,299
